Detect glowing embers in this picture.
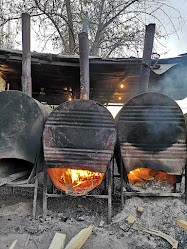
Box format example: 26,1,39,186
128,168,177,192
47,168,104,196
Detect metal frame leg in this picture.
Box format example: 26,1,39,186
112,156,115,194
12,187,15,196
185,163,187,205
43,166,48,219
120,158,124,209
32,162,39,219
108,160,112,223
103,173,107,195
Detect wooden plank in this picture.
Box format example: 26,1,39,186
65,225,93,249
9,240,17,249
0,171,30,187
0,77,6,91
133,223,178,249
49,233,66,249
137,206,144,213
126,215,136,224
177,220,187,230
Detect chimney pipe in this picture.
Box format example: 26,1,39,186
79,32,90,100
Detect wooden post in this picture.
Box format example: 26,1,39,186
79,32,90,100
139,24,155,94
22,13,32,96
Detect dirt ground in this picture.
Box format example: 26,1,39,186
0,172,187,249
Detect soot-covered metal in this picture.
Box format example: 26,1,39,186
116,92,187,175
43,99,116,173
0,90,51,171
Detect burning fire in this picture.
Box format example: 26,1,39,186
47,168,104,195
128,168,177,187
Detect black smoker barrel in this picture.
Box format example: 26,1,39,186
43,99,116,194
115,92,187,176
0,90,51,176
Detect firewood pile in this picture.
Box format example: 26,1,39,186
8,225,94,249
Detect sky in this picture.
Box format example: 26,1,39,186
156,0,187,58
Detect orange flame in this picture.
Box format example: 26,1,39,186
128,168,177,186
47,168,104,195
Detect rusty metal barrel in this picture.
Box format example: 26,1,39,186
116,92,187,175
0,90,51,175
43,99,116,195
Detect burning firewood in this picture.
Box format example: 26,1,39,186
128,168,177,188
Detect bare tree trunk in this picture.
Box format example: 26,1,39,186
65,0,75,54
90,32,100,56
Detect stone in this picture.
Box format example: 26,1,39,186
45,216,52,221
61,215,68,222
77,216,85,221
99,220,105,227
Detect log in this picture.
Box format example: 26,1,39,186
65,225,93,249
120,215,136,232
49,233,66,249
133,223,178,249
9,240,17,249
177,220,187,230
0,170,30,187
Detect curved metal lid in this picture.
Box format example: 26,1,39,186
0,90,51,164
43,99,117,173
117,92,186,174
